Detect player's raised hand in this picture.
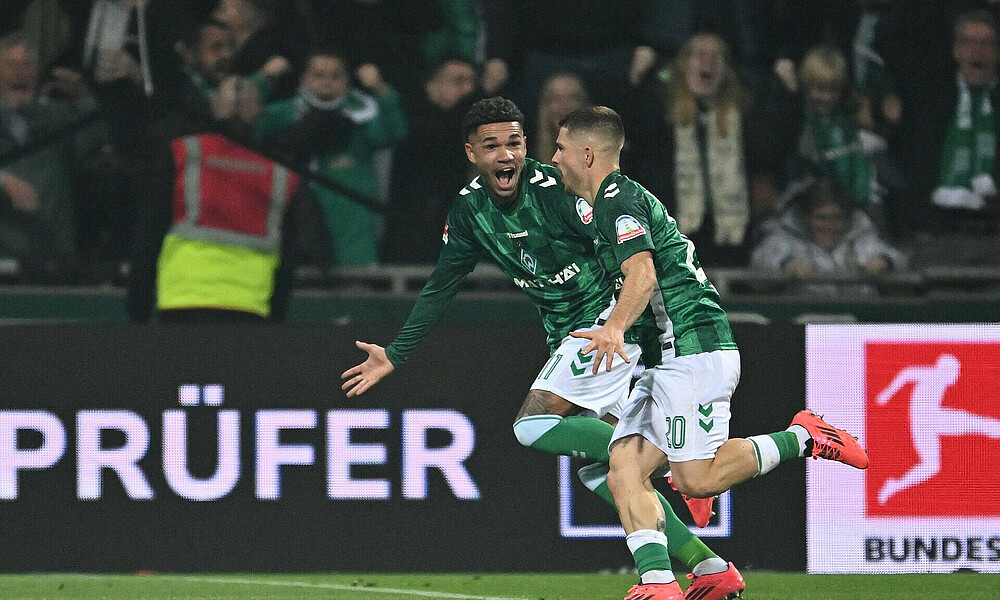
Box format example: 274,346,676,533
341,341,394,397
569,327,629,375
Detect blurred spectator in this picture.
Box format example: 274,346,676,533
313,0,477,101
771,0,861,95
532,72,589,164
751,179,906,297
27,1,202,266
211,0,306,99
0,33,101,266
257,52,406,266
16,0,72,77
482,0,651,121
779,45,887,219
901,9,1000,249
126,130,313,324
643,0,772,106
384,56,478,264
69,0,203,101
169,15,266,137
850,0,904,133
623,33,778,266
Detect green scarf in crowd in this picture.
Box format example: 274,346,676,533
807,111,871,207
939,79,995,189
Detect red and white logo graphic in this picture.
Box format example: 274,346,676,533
576,198,593,225
615,215,645,244
865,342,1000,516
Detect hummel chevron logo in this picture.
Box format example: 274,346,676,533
528,169,557,187
468,177,482,189
570,349,594,376
698,403,713,417
699,419,714,432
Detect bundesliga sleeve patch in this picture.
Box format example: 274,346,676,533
442,222,449,244
576,198,594,224
615,215,646,244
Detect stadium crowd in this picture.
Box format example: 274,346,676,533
1,0,999,302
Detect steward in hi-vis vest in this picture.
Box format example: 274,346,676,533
128,133,314,323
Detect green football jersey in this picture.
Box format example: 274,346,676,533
385,158,613,366
592,171,737,364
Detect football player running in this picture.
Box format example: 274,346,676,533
552,106,868,600
342,97,741,598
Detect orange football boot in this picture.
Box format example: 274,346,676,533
791,409,869,469
623,580,684,600
685,562,745,600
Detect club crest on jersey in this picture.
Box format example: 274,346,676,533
520,248,537,275
442,222,449,244
576,198,594,224
615,215,645,244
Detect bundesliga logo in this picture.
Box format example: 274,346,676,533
865,343,1000,516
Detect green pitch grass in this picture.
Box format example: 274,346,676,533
0,572,997,600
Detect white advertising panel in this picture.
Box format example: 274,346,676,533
806,324,1000,573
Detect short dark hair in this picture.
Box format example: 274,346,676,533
955,9,998,41
0,31,37,62
426,54,474,83
558,106,625,152
803,178,853,216
462,96,524,140
306,49,349,69
179,15,229,49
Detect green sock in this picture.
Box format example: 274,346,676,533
626,530,676,583
518,415,718,570
523,415,614,462
631,537,672,575
581,465,717,570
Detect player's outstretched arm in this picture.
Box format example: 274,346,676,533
341,341,395,397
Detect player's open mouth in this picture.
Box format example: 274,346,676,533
700,69,715,81
495,167,516,187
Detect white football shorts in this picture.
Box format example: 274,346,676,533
611,349,741,462
530,329,642,420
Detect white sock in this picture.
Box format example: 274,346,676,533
640,570,676,584
693,557,729,576
747,435,781,476
787,424,810,457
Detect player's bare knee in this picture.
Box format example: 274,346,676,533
605,466,627,499
607,460,644,499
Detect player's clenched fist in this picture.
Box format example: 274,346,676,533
341,340,395,397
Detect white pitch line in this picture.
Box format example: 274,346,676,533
156,575,532,600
